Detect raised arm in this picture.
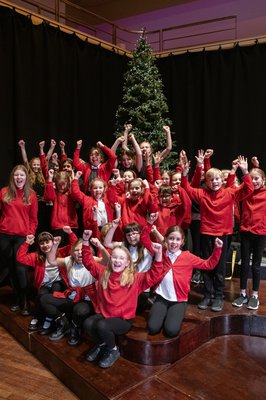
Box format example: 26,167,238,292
160,125,172,160
128,133,143,172
18,140,29,166
103,218,121,249
46,139,57,162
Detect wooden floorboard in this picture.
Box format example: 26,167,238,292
0,279,266,399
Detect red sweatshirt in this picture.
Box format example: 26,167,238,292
73,145,117,193
240,187,266,235
141,223,222,302
16,231,77,288
154,187,192,234
0,188,38,236
181,174,253,235
44,181,78,230
82,244,164,319
71,179,116,229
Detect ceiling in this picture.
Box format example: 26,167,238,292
72,0,196,23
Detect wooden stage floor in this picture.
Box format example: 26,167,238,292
0,279,266,400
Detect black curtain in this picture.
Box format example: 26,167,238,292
0,6,128,186
156,44,266,170
0,5,265,188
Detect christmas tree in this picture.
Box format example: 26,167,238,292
115,33,177,170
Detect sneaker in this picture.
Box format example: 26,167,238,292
67,323,80,346
191,270,201,284
28,318,39,331
246,296,259,310
85,343,106,362
49,314,69,341
232,295,248,308
98,348,120,368
198,297,212,310
211,298,224,312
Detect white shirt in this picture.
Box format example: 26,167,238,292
42,260,61,287
65,256,95,301
156,250,181,301
97,199,108,227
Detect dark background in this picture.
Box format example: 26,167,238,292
0,5,265,187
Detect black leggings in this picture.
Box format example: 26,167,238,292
83,314,133,350
148,295,187,337
240,232,266,291
33,281,66,320
40,293,94,326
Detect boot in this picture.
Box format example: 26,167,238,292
67,321,80,346
48,313,69,341
20,290,31,316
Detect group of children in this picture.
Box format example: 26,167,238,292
0,125,265,368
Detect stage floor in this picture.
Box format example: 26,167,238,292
0,279,266,400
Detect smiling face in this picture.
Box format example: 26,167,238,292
140,141,152,157
165,231,184,253
121,154,134,169
123,170,135,184
129,180,143,200
38,239,53,254
161,172,170,185
125,230,140,246
89,149,102,167
90,179,106,199
13,168,27,189
251,170,265,190
206,173,222,191
110,247,130,273
171,172,181,192
30,158,41,173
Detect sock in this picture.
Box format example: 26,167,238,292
30,318,38,325
251,292,258,299
112,346,117,351
240,290,246,297
43,317,53,329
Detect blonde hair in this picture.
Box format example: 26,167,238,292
250,168,265,182
3,165,32,204
28,157,45,186
205,168,222,180
101,245,136,289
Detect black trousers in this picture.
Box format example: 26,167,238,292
200,234,228,298
83,313,133,350
148,294,187,337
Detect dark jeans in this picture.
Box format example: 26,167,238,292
0,233,28,302
83,314,133,350
40,293,94,326
200,234,228,298
148,294,187,337
240,232,266,291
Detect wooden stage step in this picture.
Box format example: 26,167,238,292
1,280,266,399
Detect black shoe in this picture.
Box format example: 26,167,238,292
38,326,53,336
198,297,212,310
85,344,106,362
10,304,21,312
211,298,224,312
21,305,31,316
48,314,69,341
98,348,120,368
67,323,80,346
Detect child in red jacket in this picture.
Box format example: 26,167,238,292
73,140,117,193
232,165,266,310
141,214,223,337
181,155,253,312
82,230,163,368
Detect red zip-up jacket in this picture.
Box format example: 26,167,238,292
16,231,77,288
44,181,78,230
73,145,117,193
141,223,222,302
181,174,253,236
240,187,266,235
0,188,38,236
82,244,164,319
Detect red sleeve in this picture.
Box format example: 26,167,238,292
140,223,155,255
60,153,67,161
16,242,37,267
71,179,86,205
145,164,154,183
190,166,202,188
44,181,56,202
73,148,89,174
175,187,192,229
29,192,38,235
204,157,211,172
40,153,49,180
226,173,236,188
100,145,117,181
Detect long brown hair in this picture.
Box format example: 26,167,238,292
36,232,54,263
3,164,32,204
101,245,136,289
124,223,144,270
